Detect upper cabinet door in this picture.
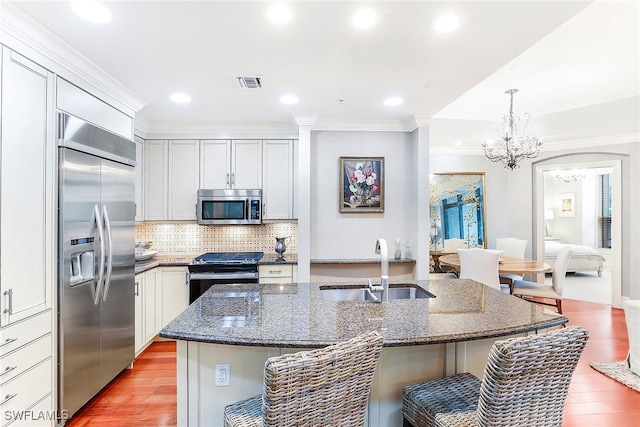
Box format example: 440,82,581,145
1,48,54,325
168,140,200,220
200,140,231,189
144,140,168,220
134,136,144,221
263,140,294,220
231,140,262,189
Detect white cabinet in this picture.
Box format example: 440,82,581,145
0,47,54,326
259,265,297,284
168,140,200,220
144,269,161,344
144,140,200,220
262,140,294,220
134,135,144,221
135,266,188,353
161,267,189,328
134,273,144,352
0,310,53,427
201,140,262,189
134,269,162,354
144,140,168,220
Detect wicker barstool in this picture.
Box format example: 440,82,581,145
403,326,589,427
224,330,384,427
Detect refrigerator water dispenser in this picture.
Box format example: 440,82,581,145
70,251,95,286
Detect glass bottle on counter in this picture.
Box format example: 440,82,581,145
404,241,412,259
394,238,402,260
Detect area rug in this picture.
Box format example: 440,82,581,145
590,360,640,392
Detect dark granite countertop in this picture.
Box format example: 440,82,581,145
159,279,567,348
311,258,415,264
135,253,299,275
259,253,298,265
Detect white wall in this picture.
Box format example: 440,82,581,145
544,176,584,244
310,131,420,261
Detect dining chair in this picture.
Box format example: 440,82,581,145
223,330,384,427
457,248,503,291
512,246,573,314
402,326,589,427
495,237,528,290
443,238,465,252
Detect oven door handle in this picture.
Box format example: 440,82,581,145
188,272,259,281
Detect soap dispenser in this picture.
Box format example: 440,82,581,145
394,238,402,260
404,241,412,259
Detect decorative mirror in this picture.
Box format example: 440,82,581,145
429,172,487,250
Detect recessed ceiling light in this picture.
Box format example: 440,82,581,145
279,95,298,105
170,93,191,103
353,8,377,29
434,13,459,33
384,97,403,106
454,141,463,146
70,1,112,23
267,4,293,24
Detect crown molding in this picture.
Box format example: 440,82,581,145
541,132,639,151
292,115,318,127
310,118,411,132
0,3,147,116
429,132,639,156
143,121,299,140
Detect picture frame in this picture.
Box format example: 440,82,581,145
339,157,384,213
429,172,487,250
559,192,576,217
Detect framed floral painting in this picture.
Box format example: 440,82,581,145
339,157,384,213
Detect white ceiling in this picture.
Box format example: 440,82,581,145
7,0,640,138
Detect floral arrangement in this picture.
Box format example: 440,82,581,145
348,162,379,204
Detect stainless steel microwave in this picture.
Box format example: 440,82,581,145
196,189,262,225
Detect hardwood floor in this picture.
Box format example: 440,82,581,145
65,299,639,426
65,341,177,427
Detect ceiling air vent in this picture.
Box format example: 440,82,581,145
237,76,263,89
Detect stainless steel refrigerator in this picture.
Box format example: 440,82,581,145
57,112,136,420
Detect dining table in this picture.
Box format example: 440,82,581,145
438,253,552,275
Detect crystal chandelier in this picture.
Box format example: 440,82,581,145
482,89,542,171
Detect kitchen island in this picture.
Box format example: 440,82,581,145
160,278,566,427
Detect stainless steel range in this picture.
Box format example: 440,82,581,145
188,252,264,303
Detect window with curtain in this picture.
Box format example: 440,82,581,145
598,173,612,249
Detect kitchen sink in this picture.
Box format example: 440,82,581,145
319,287,376,302
319,285,435,302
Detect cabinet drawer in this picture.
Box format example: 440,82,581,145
1,334,51,385
1,358,52,427
0,310,51,357
259,265,293,278
10,393,53,427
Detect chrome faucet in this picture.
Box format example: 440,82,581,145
370,238,389,303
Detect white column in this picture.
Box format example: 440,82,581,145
412,115,431,280
293,115,316,282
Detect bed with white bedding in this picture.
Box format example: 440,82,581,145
544,241,606,276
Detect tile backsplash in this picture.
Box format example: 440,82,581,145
135,222,298,255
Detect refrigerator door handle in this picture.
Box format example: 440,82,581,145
93,204,105,306
102,205,113,301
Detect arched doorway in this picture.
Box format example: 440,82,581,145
533,154,623,308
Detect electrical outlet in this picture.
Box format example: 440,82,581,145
176,246,186,253
215,363,230,386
